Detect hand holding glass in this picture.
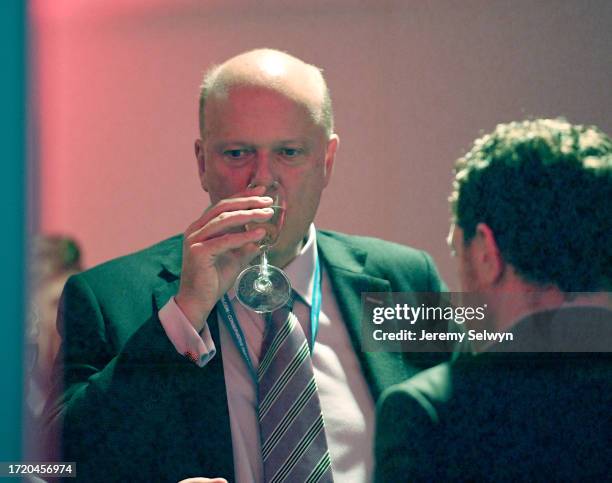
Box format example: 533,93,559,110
235,183,292,312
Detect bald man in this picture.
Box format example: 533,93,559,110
45,49,447,483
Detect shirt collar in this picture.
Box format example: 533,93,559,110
284,223,317,308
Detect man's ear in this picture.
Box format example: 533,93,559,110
322,134,339,188
471,223,504,285
195,139,209,192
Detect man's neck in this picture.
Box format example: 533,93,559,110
267,234,309,269
483,286,609,334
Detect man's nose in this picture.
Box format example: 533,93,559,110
250,151,277,187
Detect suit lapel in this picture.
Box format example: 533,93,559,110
317,231,417,402
152,242,235,480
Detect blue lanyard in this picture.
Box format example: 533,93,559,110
217,256,322,384
218,293,258,382
310,256,321,346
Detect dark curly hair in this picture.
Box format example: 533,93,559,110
450,119,612,292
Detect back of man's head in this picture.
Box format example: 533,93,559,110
451,118,612,292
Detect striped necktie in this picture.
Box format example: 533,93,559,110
257,299,334,483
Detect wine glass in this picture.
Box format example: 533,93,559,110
235,182,292,312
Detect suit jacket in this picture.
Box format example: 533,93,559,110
44,230,448,483
374,306,612,482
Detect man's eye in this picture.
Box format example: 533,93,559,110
279,147,302,158
223,148,254,160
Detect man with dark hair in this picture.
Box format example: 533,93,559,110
375,119,612,481
452,119,611,293
45,49,448,483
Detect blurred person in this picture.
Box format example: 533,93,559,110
27,235,82,417
25,235,81,465
375,119,612,481
44,49,450,482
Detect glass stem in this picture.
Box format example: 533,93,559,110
259,249,270,279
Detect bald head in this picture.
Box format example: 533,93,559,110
198,49,334,137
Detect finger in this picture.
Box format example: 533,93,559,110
203,184,267,216
234,241,264,267
204,194,273,219
189,228,266,255
187,195,273,236
188,208,274,243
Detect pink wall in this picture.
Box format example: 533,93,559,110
31,0,612,290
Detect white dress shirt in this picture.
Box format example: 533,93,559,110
159,224,375,482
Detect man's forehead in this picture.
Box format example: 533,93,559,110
447,224,455,247
448,223,465,256
207,54,325,117
204,84,325,139
208,78,322,114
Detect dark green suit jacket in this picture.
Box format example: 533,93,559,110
374,307,612,482
45,230,447,482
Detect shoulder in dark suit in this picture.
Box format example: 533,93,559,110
374,307,612,482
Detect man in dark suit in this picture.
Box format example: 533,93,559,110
375,119,612,482
44,49,447,483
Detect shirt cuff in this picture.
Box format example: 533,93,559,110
158,297,216,367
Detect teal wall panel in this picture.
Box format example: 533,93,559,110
0,0,26,461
